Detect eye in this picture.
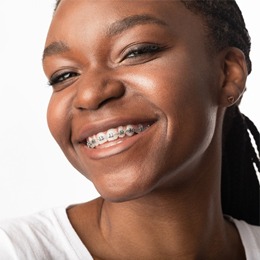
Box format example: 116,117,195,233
48,71,79,86
125,44,161,58
121,43,166,63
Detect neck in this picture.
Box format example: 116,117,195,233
68,169,244,259
97,169,235,259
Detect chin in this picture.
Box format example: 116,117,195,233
95,184,149,203
92,175,156,203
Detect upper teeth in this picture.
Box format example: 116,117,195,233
86,124,149,149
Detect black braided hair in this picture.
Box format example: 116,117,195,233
53,0,260,225
222,106,259,225
180,0,259,225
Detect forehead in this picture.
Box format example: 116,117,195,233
55,0,181,13
48,0,202,38
44,0,208,59
54,0,188,18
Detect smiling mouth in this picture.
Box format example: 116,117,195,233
82,123,151,149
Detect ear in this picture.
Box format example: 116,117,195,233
218,47,248,107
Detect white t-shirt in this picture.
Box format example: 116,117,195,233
0,207,260,260
0,207,92,260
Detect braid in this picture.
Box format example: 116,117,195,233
180,0,259,225
222,107,260,225
244,115,260,161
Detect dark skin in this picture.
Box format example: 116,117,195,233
43,1,248,259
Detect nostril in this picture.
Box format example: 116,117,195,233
98,96,118,108
97,82,126,109
74,78,125,111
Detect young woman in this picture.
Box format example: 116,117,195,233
1,0,259,259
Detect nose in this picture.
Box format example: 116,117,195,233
73,68,125,111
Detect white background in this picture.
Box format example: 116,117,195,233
0,0,259,220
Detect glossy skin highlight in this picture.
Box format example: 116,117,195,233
43,0,247,258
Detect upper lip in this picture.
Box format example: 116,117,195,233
76,116,157,143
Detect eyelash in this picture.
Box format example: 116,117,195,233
122,44,165,60
48,71,79,86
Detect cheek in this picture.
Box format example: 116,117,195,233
47,92,91,175
163,73,219,174
134,57,219,172
158,52,218,125
47,93,72,147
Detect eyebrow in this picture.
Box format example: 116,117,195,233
42,14,167,61
42,41,70,61
107,14,168,36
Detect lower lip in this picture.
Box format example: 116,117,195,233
78,125,154,160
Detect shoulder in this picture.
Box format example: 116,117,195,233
0,207,91,259
0,207,66,259
231,217,260,259
0,207,65,241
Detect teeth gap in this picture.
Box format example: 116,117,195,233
85,124,150,149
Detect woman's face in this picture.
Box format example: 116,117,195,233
43,0,223,201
